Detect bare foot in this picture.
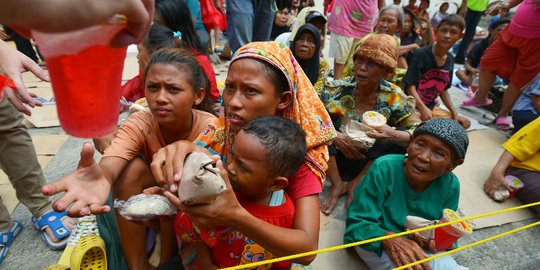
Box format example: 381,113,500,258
320,181,346,215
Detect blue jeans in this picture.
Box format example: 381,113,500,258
226,0,275,54
455,9,483,64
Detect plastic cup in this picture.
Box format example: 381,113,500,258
505,175,525,198
434,209,473,251
33,18,127,138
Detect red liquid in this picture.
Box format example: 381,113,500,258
46,45,126,138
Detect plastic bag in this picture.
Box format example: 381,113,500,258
178,152,227,206
114,194,177,221
344,120,376,149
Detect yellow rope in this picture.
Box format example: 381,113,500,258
394,220,540,270
219,201,540,270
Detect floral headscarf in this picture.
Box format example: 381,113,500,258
194,42,336,182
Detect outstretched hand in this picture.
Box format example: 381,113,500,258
164,160,244,229
41,143,111,217
0,40,47,115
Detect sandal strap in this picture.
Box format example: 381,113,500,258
0,220,23,246
34,211,71,240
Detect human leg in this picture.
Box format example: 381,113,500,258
454,9,482,64
329,33,353,79
506,167,540,214
319,155,346,215
252,0,275,42
112,157,160,270
0,96,73,246
226,0,254,54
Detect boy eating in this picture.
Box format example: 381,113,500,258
174,116,307,270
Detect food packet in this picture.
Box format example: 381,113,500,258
344,120,376,149
114,194,177,221
178,152,227,206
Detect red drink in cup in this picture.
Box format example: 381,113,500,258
434,209,473,251
33,16,127,138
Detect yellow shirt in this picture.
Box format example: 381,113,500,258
503,117,540,172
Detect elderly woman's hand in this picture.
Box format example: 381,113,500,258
367,124,411,143
381,232,432,270
334,132,367,159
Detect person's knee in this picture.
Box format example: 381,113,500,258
112,158,151,195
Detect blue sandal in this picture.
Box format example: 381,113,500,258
0,220,23,264
32,211,72,251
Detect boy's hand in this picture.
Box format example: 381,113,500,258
418,107,434,121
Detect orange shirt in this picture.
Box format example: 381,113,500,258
103,109,217,163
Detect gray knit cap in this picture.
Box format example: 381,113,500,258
413,118,469,160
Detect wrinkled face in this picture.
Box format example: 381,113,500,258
137,44,151,71
145,63,204,129
403,13,413,33
377,9,400,35
224,59,289,132
404,134,457,185
275,8,290,27
294,31,317,60
227,131,273,198
354,55,388,88
435,23,462,49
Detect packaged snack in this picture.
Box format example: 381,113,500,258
178,152,227,205
344,120,376,149
114,194,177,221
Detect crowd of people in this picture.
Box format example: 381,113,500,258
0,0,539,269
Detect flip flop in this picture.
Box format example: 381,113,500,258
32,210,72,251
460,97,493,107
0,220,24,264
495,116,513,131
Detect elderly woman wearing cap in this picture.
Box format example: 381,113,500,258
319,33,421,215
345,118,469,270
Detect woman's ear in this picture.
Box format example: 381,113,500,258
277,91,293,110
194,88,206,105
270,176,289,192
445,158,464,174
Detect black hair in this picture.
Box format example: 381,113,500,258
155,0,207,55
254,60,290,96
489,18,511,31
276,0,293,10
142,24,182,53
242,116,307,178
144,48,216,115
437,14,465,31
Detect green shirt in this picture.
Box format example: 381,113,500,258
344,154,460,256
466,0,489,12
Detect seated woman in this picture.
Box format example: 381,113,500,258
342,5,408,86
319,33,420,215
345,118,469,270
290,24,331,92
270,0,293,40
399,8,424,69
483,117,540,214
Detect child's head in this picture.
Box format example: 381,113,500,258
137,24,182,72
154,0,206,55
144,48,215,127
226,116,307,199
435,14,465,49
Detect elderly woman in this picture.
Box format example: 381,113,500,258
345,118,469,270
319,33,420,215
291,24,331,92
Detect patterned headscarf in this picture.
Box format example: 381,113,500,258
194,42,336,182
413,118,469,160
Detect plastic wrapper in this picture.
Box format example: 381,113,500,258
344,120,376,149
178,152,227,206
114,194,177,221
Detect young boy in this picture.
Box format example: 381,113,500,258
403,14,470,128
174,116,307,270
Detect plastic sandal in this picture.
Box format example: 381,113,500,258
70,235,107,270
460,97,493,107
0,220,23,264
32,210,72,250
495,116,513,131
